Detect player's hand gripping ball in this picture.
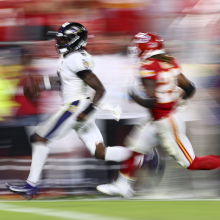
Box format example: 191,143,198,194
23,75,41,102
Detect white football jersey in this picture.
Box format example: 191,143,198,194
57,50,94,104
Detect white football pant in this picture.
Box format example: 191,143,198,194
125,112,195,168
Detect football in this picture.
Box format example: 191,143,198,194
23,75,41,102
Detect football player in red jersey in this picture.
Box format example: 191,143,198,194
97,32,220,198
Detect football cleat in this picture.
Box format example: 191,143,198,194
6,182,39,200
97,181,121,196
141,148,165,173
140,147,165,188
97,174,135,199
148,148,165,177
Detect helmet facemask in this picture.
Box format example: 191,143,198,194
55,34,69,54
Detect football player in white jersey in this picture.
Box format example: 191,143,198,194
6,22,134,199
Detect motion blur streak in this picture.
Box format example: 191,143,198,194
0,0,220,200
0,203,128,220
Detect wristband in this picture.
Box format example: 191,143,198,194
82,103,95,115
43,75,51,90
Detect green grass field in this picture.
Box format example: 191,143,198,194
0,199,220,220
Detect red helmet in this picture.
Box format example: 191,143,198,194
128,32,165,60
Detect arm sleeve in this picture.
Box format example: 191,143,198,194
66,53,93,74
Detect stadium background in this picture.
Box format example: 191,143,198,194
0,0,220,200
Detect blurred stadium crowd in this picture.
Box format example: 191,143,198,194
0,0,220,199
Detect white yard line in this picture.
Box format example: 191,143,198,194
1,197,220,203
0,202,128,220
0,197,122,203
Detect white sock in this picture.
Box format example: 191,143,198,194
117,172,136,184
105,146,133,162
27,142,50,187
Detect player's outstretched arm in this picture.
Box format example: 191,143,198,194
178,73,196,99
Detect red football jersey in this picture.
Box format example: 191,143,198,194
139,58,181,120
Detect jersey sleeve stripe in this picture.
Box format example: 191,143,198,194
139,70,156,77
